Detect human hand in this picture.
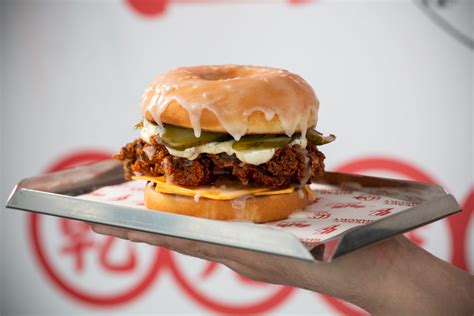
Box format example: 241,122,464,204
90,224,474,315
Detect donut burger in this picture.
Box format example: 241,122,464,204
114,65,335,223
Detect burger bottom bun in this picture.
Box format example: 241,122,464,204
144,184,309,223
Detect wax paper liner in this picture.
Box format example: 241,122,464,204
78,180,418,249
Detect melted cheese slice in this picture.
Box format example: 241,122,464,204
132,176,308,201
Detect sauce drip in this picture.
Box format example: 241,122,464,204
299,148,312,188
141,65,319,140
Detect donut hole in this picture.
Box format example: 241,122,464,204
192,67,255,81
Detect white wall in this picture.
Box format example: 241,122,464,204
1,0,472,314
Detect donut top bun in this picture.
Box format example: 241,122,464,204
141,65,319,140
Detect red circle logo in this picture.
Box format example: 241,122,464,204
29,150,162,307
126,0,167,16
29,214,162,306
28,150,294,312
320,156,471,315
335,157,469,270
125,0,314,18
29,152,471,312
164,250,294,314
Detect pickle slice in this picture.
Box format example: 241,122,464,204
307,129,336,145
134,120,144,129
232,135,292,151
161,124,231,150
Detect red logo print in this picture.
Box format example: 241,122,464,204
200,261,266,286
329,202,365,209
309,211,331,219
315,225,340,235
27,151,471,314
30,214,162,307
276,221,311,228
369,208,393,217
60,219,138,273
126,0,314,17
30,150,162,306
60,219,96,272
384,199,419,207
127,0,167,16
29,150,295,312
320,156,472,316
318,189,354,195
353,194,381,201
164,251,294,314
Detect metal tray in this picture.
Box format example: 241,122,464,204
4,160,461,262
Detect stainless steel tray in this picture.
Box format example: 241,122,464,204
5,160,461,262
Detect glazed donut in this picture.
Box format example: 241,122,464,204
141,65,319,139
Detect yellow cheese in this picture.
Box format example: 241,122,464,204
132,176,297,200
253,187,294,196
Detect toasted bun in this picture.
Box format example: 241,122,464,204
141,65,319,138
144,184,309,223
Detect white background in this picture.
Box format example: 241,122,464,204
1,0,473,314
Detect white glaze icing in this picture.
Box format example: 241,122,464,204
164,140,276,165
194,191,201,202
299,148,312,187
140,119,308,165
141,119,161,143
297,189,305,199
141,65,319,140
141,122,308,165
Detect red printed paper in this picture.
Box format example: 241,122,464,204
78,181,418,249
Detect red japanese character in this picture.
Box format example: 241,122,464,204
99,237,137,272
369,208,393,216
59,219,137,273
315,224,340,234
59,220,95,272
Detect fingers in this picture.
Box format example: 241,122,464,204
89,224,277,282
90,224,130,240
90,224,242,264
127,230,233,262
